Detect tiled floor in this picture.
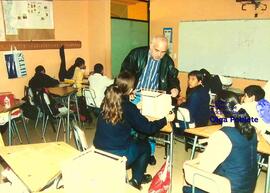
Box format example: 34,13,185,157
1,118,267,193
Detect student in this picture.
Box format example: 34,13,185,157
29,65,59,91
88,63,113,108
183,90,258,193
181,70,210,127
58,46,86,81
238,85,270,141
93,71,175,190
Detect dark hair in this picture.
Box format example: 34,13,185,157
188,70,204,82
101,71,135,125
215,90,255,140
199,68,211,86
74,57,85,67
244,85,265,101
35,65,45,73
94,63,103,74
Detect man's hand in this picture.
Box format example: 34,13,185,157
170,88,179,98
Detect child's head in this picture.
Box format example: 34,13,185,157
101,71,135,125
74,57,86,69
243,85,265,103
94,63,104,74
188,70,204,88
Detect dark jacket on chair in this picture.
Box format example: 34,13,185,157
29,72,59,91
121,46,180,92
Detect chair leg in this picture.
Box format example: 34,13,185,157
42,116,49,142
11,120,22,144
35,110,41,129
21,114,30,144
56,118,62,141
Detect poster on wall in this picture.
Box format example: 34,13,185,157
4,50,27,79
0,2,6,40
2,0,54,35
163,28,173,56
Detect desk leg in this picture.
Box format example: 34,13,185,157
74,94,81,127
265,155,270,193
190,136,198,160
8,113,12,146
169,131,173,193
66,95,70,143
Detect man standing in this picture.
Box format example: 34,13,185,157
121,35,179,96
121,35,180,165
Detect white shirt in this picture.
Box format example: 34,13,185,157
237,102,270,134
88,73,113,108
264,81,270,102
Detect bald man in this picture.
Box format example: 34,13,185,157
121,35,180,97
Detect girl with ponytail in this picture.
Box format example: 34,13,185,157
93,71,175,190
183,90,257,193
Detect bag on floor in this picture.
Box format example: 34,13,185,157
148,156,171,193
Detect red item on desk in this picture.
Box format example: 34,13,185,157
0,92,15,107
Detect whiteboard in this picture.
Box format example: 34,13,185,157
179,20,270,80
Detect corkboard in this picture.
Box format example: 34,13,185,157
5,29,55,40
0,40,81,51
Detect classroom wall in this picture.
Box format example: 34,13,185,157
0,0,111,99
128,2,148,21
150,0,269,95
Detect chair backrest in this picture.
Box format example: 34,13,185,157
72,121,88,151
83,88,98,108
177,107,195,128
183,160,231,193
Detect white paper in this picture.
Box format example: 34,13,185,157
0,2,6,40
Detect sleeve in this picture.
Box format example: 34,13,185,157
167,59,180,91
198,130,232,173
185,93,200,123
120,49,137,74
43,74,59,87
125,102,167,135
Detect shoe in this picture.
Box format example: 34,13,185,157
141,174,152,184
149,155,156,165
129,179,142,190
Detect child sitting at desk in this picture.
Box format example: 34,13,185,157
180,70,210,128
93,71,175,190
237,85,270,142
183,90,257,193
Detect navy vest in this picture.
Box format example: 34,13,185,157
215,127,258,193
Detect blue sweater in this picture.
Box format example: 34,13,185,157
183,85,210,127
93,97,167,150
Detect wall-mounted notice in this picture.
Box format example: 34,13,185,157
2,0,54,35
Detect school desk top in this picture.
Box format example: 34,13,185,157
47,87,77,97
185,125,270,155
0,142,79,192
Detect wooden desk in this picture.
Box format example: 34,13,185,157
47,87,80,143
0,142,79,192
185,125,270,193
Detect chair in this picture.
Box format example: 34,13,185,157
83,88,98,108
174,107,206,158
25,86,43,129
72,121,88,151
38,91,77,142
183,159,231,193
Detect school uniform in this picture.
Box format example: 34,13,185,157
93,96,167,184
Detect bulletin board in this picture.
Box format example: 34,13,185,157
0,0,54,40
179,20,270,81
